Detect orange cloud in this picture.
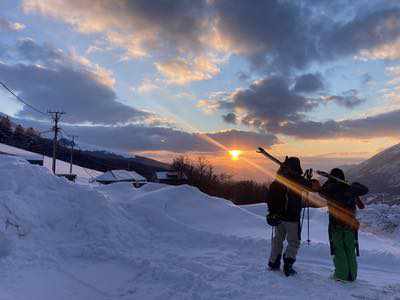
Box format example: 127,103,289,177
155,56,220,85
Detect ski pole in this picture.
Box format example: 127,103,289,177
307,204,310,245
355,230,360,256
268,225,274,269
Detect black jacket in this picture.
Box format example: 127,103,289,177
320,181,368,229
268,173,312,222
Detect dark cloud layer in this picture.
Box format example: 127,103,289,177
324,89,365,109
222,112,237,124
124,0,207,54
225,76,317,131
24,0,400,73
278,109,400,139
0,39,149,124
294,73,324,93
18,117,278,152
321,8,400,60
213,0,318,72
213,1,400,71
219,75,368,138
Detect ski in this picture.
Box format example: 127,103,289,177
257,147,283,167
316,170,350,186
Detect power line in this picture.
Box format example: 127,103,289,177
60,127,74,139
0,82,48,117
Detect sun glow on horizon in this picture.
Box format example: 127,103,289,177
229,149,242,161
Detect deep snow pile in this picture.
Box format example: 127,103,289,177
0,141,101,185
0,155,400,299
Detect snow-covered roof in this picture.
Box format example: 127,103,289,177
95,170,146,182
0,143,43,161
155,171,187,180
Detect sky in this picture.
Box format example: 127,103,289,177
0,0,400,180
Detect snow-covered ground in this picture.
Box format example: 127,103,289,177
0,155,399,299
42,156,102,185
0,142,101,184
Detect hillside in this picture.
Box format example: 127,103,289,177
347,142,400,196
0,115,171,179
0,155,399,299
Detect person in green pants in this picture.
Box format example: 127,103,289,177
320,168,368,282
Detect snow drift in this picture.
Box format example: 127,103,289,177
0,155,399,299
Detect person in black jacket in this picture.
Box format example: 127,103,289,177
319,168,368,282
267,157,320,276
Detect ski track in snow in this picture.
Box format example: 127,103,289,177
0,156,399,299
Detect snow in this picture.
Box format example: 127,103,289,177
94,170,146,183
0,155,399,299
0,142,101,185
0,143,43,161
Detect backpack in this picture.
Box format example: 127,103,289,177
267,180,287,216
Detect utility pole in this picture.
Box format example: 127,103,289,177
48,111,65,174
69,135,77,175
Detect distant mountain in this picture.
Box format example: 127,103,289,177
347,142,400,195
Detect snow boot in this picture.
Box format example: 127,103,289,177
268,254,281,271
283,257,297,277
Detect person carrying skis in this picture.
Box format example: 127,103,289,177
267,157,320,276
319,168,368,282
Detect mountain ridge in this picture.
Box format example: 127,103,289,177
347,142,400,195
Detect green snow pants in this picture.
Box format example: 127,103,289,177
331,226,357,281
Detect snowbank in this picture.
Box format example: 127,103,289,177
0,155,399,299
359,204,400,239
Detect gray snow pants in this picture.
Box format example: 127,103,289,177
269,221,301,262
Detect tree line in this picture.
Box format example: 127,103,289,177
172,156,268,205
0,116,169,178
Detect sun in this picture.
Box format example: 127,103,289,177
229,150,242,161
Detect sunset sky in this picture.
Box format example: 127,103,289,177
1,0,400,180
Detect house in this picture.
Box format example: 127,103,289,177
0,143,44,166
94,169,147,186
152,170,187,185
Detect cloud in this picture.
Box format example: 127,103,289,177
19,118,278,152
278,109,400,139
197,99,220,115
294,73,324,93
155,56,220,85
322,8,400,60
134,78,160,94
210,0,318,71
0,39,150,124
22,0,225,86
321,89,365,108
223,76,317,131
358,38,400,60
0,17,25,32
23,0,400,76
222,112,237,124
22,0,209,58
361,73,373,85
214,75,366,137
211,1,400,71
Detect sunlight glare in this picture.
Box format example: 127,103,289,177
229,150,241,161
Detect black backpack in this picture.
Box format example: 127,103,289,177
267,180,287,216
